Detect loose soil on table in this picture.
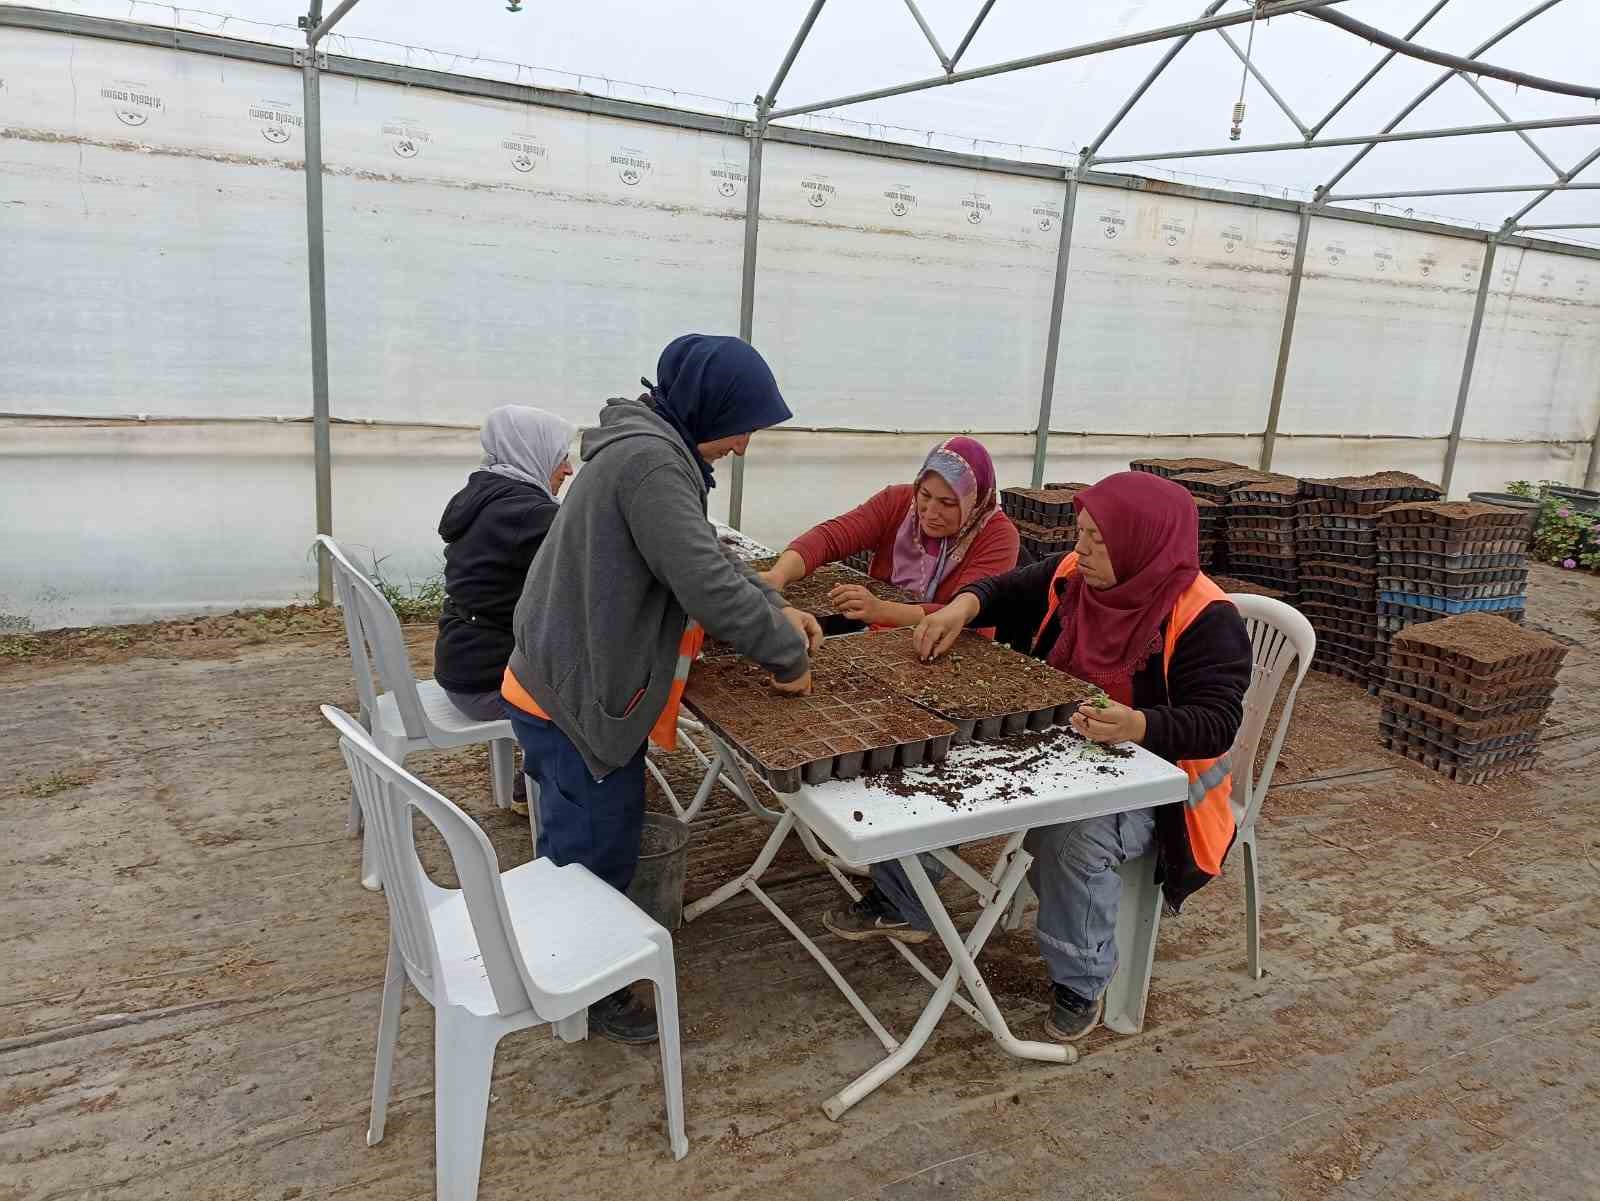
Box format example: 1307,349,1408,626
829,628,1098,722
875,725,1133,810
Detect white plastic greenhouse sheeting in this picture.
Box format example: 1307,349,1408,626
2,27,1598,629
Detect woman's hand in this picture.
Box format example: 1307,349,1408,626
760,549,808,591
912,593,981,661
770,670,814,696
780,606,824,652
1070,699,1147,745
828,583,883,625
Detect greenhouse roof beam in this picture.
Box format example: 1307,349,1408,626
1214,21,1310,139
1311,0,1569,201
306,0,360,47
765,0,1350,122
900,0,952,72
1085,0,1229,160
759,0,828,119
1326,182,1600,204
947,0,997,72
1090,113,1600,167
1306,0,1452,139
1503,142,1600,227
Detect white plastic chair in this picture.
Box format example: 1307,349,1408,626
322,705,688,1200
318,535,518,890
1102,594,1316,1032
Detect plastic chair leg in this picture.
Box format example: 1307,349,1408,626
360,828,382,893
433,1008,499,1201
367,940,405,1146
488,739,515,810
347,787,363,836
1241,828,1263,980
1103,852,1162,1036
649,954,689,1161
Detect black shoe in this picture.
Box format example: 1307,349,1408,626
511,770,529,816
822,888,931,945
588,987,658,1045
1044,984,1103,1043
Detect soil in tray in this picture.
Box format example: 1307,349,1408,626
1390,612,1567,672
1211,575,1288,600
1131,457,1246,478
828,628,1099,723
746,557,918,617
684,648,954,781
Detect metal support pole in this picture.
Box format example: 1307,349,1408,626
301,14,333,605
1585,405,1600,492
729,129,764,529
1441,238,1499,498
1031,156,1085,488
1261,207,1311,472
948,0,997,71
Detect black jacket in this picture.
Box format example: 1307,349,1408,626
434,471,558,695
966,552,1252,909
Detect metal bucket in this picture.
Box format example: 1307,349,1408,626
627,813,690,931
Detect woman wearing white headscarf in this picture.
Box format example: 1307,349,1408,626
435,406,576,738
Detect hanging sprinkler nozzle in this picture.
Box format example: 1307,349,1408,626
1230,102,1246,142
506,0,523,10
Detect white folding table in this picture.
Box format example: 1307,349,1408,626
683,728,1190,1117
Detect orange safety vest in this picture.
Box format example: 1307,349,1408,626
1035,554,1236,878
501,621,706,754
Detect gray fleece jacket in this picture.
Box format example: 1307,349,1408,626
507,398,808,779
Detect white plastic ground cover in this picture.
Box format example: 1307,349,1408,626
782,728,1188,866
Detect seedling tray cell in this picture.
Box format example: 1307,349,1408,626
684,649,956,793
826,628,1098,744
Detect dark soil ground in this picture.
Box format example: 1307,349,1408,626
3,565,1598,1201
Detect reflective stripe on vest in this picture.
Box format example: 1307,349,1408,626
1037,558,1236,879
647,621,705,752
500,620,705,755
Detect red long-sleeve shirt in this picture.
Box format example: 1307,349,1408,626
787,484,1021,616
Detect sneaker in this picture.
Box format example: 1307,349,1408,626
1043,984,1103,1042
588,986,658,1045
822,888,931,945
511,771,529,817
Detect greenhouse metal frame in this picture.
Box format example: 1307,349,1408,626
6,0,1599,605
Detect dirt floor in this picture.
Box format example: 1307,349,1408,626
3,565,1599,1201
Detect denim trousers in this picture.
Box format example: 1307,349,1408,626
504,710,647,893
870,807,1158,1000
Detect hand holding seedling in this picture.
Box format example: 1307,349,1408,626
1070,698,1146,745
912,593,980,662
829,583,883,624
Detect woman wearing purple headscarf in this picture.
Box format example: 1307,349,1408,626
764,437,1019,629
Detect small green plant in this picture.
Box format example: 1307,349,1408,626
0,632,43,660
368,554,446,624
21,768,92,799
1506,480,1598,571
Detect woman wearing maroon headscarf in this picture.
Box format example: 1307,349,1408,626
824,471,1251,1044
762,437,1019,629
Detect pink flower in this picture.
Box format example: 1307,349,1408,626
1563,558,1578,569
1558,507,1573,518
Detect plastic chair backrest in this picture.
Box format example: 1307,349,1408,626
322,705,532,1016
1226,594,1316,832
317,535,431,740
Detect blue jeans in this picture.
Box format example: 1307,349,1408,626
871,808,1158,1000
505,710,647,893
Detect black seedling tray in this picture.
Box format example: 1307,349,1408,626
1379,549,1529,570
826,629,1099,746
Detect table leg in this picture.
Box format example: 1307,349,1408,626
682,809,799,923
822,837,1075,1121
